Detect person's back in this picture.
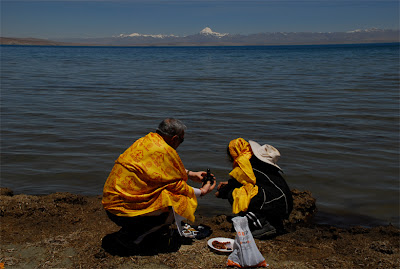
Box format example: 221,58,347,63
101,118,216,255
216,138,293,239
248,155,293,222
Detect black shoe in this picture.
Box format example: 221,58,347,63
245,212,277,239
251,222,276,239
101,231,140,256
140,227,182,254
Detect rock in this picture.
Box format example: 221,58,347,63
286,189,317,225
0,187,14,196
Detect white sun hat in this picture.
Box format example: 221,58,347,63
249,140,282,171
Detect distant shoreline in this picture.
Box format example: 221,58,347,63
1,36,399,47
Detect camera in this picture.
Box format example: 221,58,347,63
202,169,214,184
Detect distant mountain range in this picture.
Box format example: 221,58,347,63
1,27,399,46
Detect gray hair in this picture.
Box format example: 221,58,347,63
156,118,187,137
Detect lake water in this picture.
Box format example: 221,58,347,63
1,43,399,228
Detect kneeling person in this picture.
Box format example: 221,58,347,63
216,138,293,238
102,118,215,250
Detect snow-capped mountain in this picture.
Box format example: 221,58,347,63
199,27,229,37
346,28,384,33
116,33,177,39
116,27,227,39
49,27,398,46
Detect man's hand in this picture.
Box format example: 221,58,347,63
215,181,229,198
200,180,217,197
187,170,216,184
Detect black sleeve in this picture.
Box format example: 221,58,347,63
217,178,241,200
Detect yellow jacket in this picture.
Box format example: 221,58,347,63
102,132,197,222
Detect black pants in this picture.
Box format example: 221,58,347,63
103,210,181,255
106,210,171,239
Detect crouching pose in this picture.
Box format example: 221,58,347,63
102,118,215,254
216,138,293,239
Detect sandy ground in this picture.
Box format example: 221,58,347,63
0,187,399,269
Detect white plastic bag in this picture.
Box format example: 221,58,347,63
227,216,268,268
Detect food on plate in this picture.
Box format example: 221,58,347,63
212,240,232,250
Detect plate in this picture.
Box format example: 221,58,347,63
207,237,235,253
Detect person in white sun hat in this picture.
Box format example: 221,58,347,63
216,138,293,239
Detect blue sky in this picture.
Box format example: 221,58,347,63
1,0,399,39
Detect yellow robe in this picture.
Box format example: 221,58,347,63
102,132,197,222
228,138,259,214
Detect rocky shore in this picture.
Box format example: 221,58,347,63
0,187,398,268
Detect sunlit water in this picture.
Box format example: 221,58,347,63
1,43,399,228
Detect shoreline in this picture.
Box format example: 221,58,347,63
1,37,399,47
3,187,395,229
1,188,399,268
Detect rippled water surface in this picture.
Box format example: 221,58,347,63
1,43,399,227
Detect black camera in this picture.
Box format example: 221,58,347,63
202,169,214,184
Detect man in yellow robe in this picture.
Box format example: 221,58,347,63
102,118,215,252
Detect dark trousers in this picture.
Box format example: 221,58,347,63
103,210,181,255
106,210,171,239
